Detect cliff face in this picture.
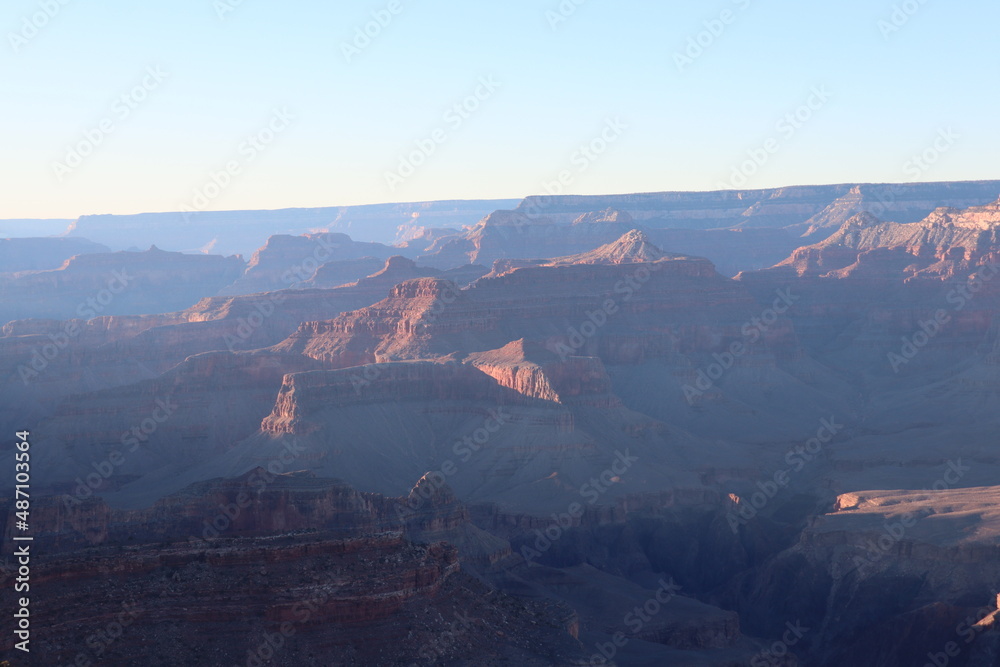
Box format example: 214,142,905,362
260,361,529,436
736,487,1000,666
28,350,324,501
467,339,623,408
0,527,587,665
0,471,790,665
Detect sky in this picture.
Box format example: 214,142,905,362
2,0,998,219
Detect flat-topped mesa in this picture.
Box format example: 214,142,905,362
572,208,634,225
476,209,555,228
513,181,1000,228
261,361,530,435
467,339,622,408
0,246,245,324
368,254,422,278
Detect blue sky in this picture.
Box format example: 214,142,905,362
3,0,998,218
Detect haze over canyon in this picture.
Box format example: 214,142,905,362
2,181,1000,665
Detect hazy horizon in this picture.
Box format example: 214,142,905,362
6,177,1000,224
5,0,998,219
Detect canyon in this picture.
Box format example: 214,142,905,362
3,182,1000,665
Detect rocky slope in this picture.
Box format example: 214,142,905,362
773,199,1000,280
